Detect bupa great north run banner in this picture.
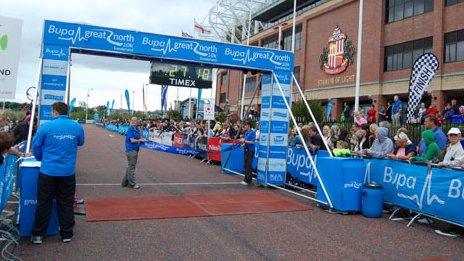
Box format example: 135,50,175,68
367,158,464,226
42,20,294,72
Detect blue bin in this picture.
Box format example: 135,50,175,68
19,159,59,237
221,143,244,174
316,157,366,212
361,183,384,218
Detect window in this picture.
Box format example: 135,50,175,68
445,29,464,63
221,73,228,85
282,25,302,51
262,36,278,49
446,0,464,6
386,0,433,23
245,76,257,93
293,66,300,85
384,36,433,71
219,92,227,103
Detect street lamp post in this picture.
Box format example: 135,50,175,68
85,88,93,121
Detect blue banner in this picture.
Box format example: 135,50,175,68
125,89,130,113
367,158,464,225
161,85,168,111
42,20,294,72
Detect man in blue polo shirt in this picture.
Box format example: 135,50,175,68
122,117,145,189
418,115,447,159
241,120,256,185
392,95,403,126
31,102,85,244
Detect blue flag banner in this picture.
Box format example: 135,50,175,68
366,158,464,225
161,85,168,111
125,89,131,113
69,97,76,113
105,101,110,116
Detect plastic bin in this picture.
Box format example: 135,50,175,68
361,183,384,218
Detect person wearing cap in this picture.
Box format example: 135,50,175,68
386,132,416,161
438,128,464,168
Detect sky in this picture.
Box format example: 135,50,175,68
0,0,217,111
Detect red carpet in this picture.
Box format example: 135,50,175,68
85,192,310,221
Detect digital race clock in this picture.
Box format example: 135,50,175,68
149,61,212,88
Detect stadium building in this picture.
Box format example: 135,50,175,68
214,0,464,119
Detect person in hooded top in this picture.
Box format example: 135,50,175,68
411,130,440,163
361,127,393,158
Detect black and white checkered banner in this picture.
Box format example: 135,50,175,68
406,53,439,123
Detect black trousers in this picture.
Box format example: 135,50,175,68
31,173,76,238
244,149,254,184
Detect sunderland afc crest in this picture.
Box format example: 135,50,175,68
319,26,355,75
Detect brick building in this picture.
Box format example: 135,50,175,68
215,0,464,119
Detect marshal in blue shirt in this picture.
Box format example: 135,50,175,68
244,129,256,151
32,115,85,176
125,126,142,152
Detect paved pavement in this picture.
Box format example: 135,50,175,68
17,125,464,260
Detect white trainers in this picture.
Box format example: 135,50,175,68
30,236,43,244
435,229,459,238
240,181,249,186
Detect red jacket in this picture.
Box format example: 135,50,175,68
367,108,377,123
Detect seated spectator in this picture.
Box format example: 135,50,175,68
411,130,440,163
386,132,416,161
378,120,391,130
322,125,333,149
220,122,230,138
438,128,464,168
367,123,378,147
361,127,393,158
351,129,369,153
308,124,325,151
337,129,349,144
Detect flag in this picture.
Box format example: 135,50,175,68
111,99,115,111
194,22,210,35
125,89,131,114
182,31,193,38
106,101,110,116
196,88,202,118
406,53,439,123
142,85,146,112
69,98,76,113
161,85,168,111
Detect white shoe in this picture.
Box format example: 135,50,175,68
240,181,249,186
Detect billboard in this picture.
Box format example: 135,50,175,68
0,16,22,99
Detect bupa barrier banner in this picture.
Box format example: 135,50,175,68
149,130,174,146
367,158,464,226
406,53,439,123
0,16,22,99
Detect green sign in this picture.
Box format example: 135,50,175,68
0,34,7,50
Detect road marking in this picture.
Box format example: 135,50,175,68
77,182,241,186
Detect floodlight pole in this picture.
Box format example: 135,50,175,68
354,0,364,112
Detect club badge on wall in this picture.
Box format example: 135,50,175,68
319,26,355,75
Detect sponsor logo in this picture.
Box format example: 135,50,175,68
24,199,37,206
47,24,135,51
273,135,285,145
384,167,444,209
344,181,362,189
45,47,67,58
224,48,291,70
44,94,64,101
53,134,76,140
141,38,217,61
319,26,354,75
287,148,318,183
272,111,287,120
448,179,464,200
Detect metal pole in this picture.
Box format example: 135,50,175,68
188,88,192,119
2,99,5,112
354,0,364,112
272,73,333,208
292,74,333,156
291,0,297,53
26,58,43,154
239,10,252,120
132,90,135,115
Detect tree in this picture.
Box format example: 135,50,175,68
291,100,324,124
166,109,182,121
